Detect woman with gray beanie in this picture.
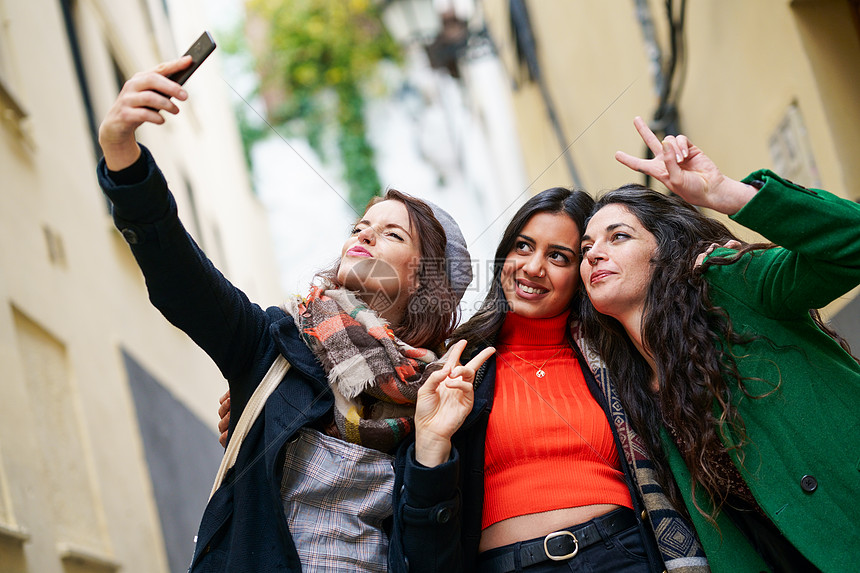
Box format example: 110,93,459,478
97,55,479,573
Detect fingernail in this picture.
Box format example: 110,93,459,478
676,154,682,162
682,148,689,158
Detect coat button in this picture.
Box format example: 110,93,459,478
800,475,818,493
435,506,452,524
641,510,647,520
121,227,141,244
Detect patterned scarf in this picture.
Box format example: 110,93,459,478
283,285,437,453
571,321,711,573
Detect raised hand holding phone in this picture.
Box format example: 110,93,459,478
98,31,216,171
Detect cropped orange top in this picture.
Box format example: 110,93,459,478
482,311,633,529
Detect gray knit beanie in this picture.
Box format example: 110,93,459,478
425,202,472,302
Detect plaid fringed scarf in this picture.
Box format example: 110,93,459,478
571,321,712,573
283,285,437,453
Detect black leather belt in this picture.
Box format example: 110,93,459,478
478,507,638,573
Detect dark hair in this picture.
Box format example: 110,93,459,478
580,184,856,520
452,187,594,354
320,189,459,351
580,184,743,519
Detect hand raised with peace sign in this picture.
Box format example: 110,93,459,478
615,116,757,215
414,340,495,467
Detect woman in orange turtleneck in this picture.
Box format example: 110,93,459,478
391,188,705,573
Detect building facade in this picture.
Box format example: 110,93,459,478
0,0,283,572
481,0,860,327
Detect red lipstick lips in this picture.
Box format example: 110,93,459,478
346,246,372,258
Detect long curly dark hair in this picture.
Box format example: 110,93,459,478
451,187,594,356
581,184,858,520
580,184,763,520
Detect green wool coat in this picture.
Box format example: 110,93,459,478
661,170,860,572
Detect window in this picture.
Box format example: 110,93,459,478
768,103,821,188
0,443,29,545
13,308,107,553
59,0,100,159
121,349,221,573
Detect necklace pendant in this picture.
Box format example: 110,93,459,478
536,369,546,378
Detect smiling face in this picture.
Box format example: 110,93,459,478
337,200,421,320
500,212,581,319
580,203,658,322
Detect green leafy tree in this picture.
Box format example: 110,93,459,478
247,0,401,210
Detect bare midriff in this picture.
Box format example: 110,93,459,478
478,503,624,553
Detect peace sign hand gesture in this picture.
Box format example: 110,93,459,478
615,116,757,215
414,340,495,467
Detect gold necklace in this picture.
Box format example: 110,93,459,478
506,347,563,378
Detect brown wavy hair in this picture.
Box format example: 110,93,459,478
319,189,459,351
580,184,855,521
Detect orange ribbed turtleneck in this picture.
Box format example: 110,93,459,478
481,311,633,529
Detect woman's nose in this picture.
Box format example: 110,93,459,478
358,226,376,244
522,255,545,278
585,245,603,265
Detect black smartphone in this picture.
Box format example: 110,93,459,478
167,31,216,85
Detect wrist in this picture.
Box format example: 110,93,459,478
717,179,758,216
100,137,142,172
415,432,452,468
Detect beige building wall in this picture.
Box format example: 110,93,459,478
0,0,283,571
483,0,860,315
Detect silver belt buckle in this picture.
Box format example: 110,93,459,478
543,530,579,561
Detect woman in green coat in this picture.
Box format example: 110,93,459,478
577,117,860,572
